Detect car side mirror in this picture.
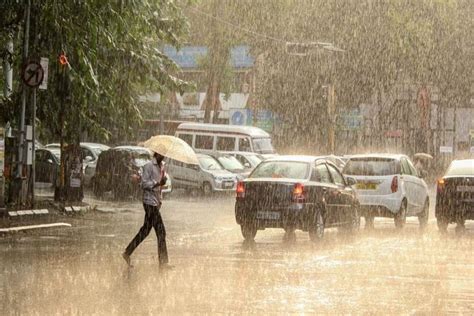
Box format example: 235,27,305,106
84,156,94,162
47,159,53,164
346,176,357,186
244,162,251,168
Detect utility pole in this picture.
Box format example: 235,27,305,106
16,0,31,205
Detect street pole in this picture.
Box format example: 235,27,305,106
16,0,31,204
31,88,36,207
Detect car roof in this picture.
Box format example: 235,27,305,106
223,151,262,156
46,142,109,149
177,122,270,138
450,159,474,168
265,155,327,163
347,153,407,160
113,146,151,153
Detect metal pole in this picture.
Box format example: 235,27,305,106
453,99,457,156
17,0,31,195
31,89,36,207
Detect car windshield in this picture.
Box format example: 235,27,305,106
199,156,223,170
343,158,400,176
252,138,275,154
217,156,245,171
250,161,310,180
49,149,61,160
133,154,151,167
446,160,474,176
245,154,262,166
89,145,110,156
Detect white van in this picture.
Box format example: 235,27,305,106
175,123,276,156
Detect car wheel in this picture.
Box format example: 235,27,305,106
437,215,449,233
394,200,407,229
340,204,361,233
418,199,429,229
202,182,213,196
241,224,257,241
309,209,324,242
365,216,374,230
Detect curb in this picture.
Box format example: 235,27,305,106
0,222,72,234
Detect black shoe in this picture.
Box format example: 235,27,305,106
159,263,174,271
122,252,132,267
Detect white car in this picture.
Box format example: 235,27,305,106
342,154,429,229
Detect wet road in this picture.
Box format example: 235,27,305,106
1,192,473,315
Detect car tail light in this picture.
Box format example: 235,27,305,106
391,176,398,193
293,183,306,203
236,181,245,198
437,178,445,193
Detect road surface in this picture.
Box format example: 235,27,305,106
1,191,473,314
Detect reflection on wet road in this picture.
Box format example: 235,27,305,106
1,194,473,314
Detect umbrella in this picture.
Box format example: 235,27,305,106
414,153,433,161
143,135,199,165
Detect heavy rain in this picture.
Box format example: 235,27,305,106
1,1,473,315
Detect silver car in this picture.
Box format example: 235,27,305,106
167,153,238,195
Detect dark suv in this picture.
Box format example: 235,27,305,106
92,146,151,199
235,155,360,242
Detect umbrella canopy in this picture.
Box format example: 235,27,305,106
143,135,199,165
414,153,433,160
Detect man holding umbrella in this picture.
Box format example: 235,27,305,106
122,135,198,269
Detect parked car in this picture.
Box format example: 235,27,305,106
436,159,474,233
224,151,263,169
175,122,276,158
203,152,252,180
46,142,110,186
167,153,238,194
235,155,360,242
35,148,61,185
324,155,346,170
342,154,429,229
92,146,171,199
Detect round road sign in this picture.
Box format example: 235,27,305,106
22,61,44,88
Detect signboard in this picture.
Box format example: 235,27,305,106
21,61,44,88
338,111,363,130
39,57,49,90
229,109,252,126
254,110,274,132
440,146,453,153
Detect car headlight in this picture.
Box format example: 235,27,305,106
215,176,223,182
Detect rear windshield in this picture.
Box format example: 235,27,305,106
343,158,400,176
446,160,474,176
250,161,310,180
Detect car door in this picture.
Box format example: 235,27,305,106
311,163,339,225
327,163,354,224
400,158,419,214
406,158,427,212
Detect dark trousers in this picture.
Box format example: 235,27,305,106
125,203,169,264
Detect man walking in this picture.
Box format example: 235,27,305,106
122,151,172,269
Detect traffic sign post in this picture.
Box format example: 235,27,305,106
21,61,44,88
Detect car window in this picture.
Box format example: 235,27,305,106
400,158,410,175
245,154,262,166
199,156,223,170
217,156,244,171
238,138,252,152
311,164,332,183
82,148,93,160
343,158,401,176
251,161,310,180
406,159,419,177
36,150,45,162
216,137,235,151
195,135,214,150
327,164,345,186
178,133,193,147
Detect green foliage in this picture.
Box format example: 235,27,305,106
1,0,191,143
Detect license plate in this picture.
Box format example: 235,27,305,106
457,185,474,192
256,211,280,220
223,181,234,189
356,183,377,190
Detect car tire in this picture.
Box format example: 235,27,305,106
365,216,374,230
437,215,449,233
339,204,361,234
202,182,212,196
241,224,257,241
418,199,429,229
309,208,325,242
394,200,407,229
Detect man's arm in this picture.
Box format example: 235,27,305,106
141,164,157,190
